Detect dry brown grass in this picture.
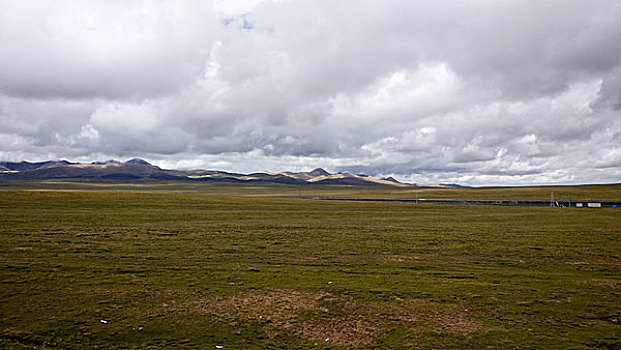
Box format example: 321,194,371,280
176,289,489,346
179,290,383,345
577,279,621,289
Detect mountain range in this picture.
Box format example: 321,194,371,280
0,159,418,187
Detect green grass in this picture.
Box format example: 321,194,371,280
0,183,619,349
2,180,620,200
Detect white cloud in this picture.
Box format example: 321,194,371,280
0,0,219,99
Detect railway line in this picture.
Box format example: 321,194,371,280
306,197,621,207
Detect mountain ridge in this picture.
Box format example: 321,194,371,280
0,159,421,187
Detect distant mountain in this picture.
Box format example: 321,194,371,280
0,159,172,181
382,176,400,183
0,160,73,172
186,169,415,187
309,168,330,177
125,158,151,165
91,160,120,165
439,183,467,188
0,159,439,187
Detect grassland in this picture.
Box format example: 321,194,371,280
0,182,619,349
2,180,621,200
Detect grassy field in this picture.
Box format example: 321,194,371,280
2,180,621,200
0,182,619,349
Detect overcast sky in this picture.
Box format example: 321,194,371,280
1,0,620,185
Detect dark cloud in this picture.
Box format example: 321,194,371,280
0,0,619,185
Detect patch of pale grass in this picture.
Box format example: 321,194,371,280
178,289,491,346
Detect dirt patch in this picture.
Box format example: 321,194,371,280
591,280,620,289
192,290,327,322
267,315,383,346
180,290,384,346
178,290,490,346
430,308,486,335
574,279,621,289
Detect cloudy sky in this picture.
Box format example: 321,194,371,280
1,0,620,185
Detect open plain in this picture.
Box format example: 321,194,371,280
1,182,619,349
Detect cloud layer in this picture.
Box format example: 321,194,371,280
1,0,620,185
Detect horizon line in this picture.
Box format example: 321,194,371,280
1,158,619,188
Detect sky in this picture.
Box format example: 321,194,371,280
1,0,620,185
